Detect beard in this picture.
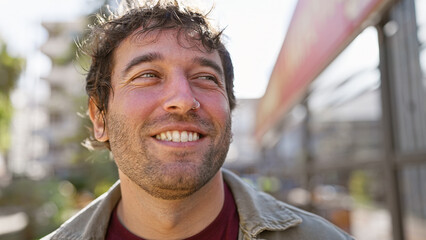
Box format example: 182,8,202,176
106,112,232,200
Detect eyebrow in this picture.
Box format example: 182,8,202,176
193,56,224,77
121,53,224,78
121,52,163,78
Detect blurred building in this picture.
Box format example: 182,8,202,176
40,20,87,173
254,0,426,239
8,19,87,178
1,18,89,240
225,98,260,169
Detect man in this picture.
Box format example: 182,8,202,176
44,1,354,239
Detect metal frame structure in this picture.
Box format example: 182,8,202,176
259,0,426,239
378,0,426,239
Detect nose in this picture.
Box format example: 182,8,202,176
162,74,196,114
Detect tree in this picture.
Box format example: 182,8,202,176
0,41,24,154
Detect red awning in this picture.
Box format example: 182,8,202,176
255,0,394,141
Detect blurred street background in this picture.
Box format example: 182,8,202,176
0,0,425,239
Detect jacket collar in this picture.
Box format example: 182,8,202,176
222,169,302,238
48,169,302,239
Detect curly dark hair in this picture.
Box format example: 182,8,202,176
80,0,235,150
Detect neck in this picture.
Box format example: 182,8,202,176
117,170,225,240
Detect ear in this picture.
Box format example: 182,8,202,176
88,98,109,142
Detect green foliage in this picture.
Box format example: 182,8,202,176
0,150,118,239
0,177,75,238
64,95,119,196
0,94,12,152
0,42,23,95
0,41,23,154
348,170,371,205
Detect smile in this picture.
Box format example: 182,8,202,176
154,131,201,142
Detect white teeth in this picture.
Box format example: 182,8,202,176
160,132,166,141
193,132,199,141
181,131,188,142
155,131,201,142
172,131,180,142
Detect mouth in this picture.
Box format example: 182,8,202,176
153,130,203,143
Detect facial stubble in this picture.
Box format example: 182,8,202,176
107,112,232,200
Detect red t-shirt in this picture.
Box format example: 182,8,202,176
105,182,239,240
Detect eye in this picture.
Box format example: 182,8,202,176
191,73,225,91
195,74,218,83
128,71,161,86
137,72,158,78
198,75,215,80
131,71,161,81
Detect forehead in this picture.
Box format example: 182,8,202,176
113,28,222,68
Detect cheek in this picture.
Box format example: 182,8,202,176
198,93,230,123
111,89,160,117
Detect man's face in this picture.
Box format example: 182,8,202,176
91,29,232,200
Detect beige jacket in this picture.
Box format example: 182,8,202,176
43,169,354,240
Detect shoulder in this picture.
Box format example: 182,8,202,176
221,169,354,240
261,204,355,240
40,231,55,240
